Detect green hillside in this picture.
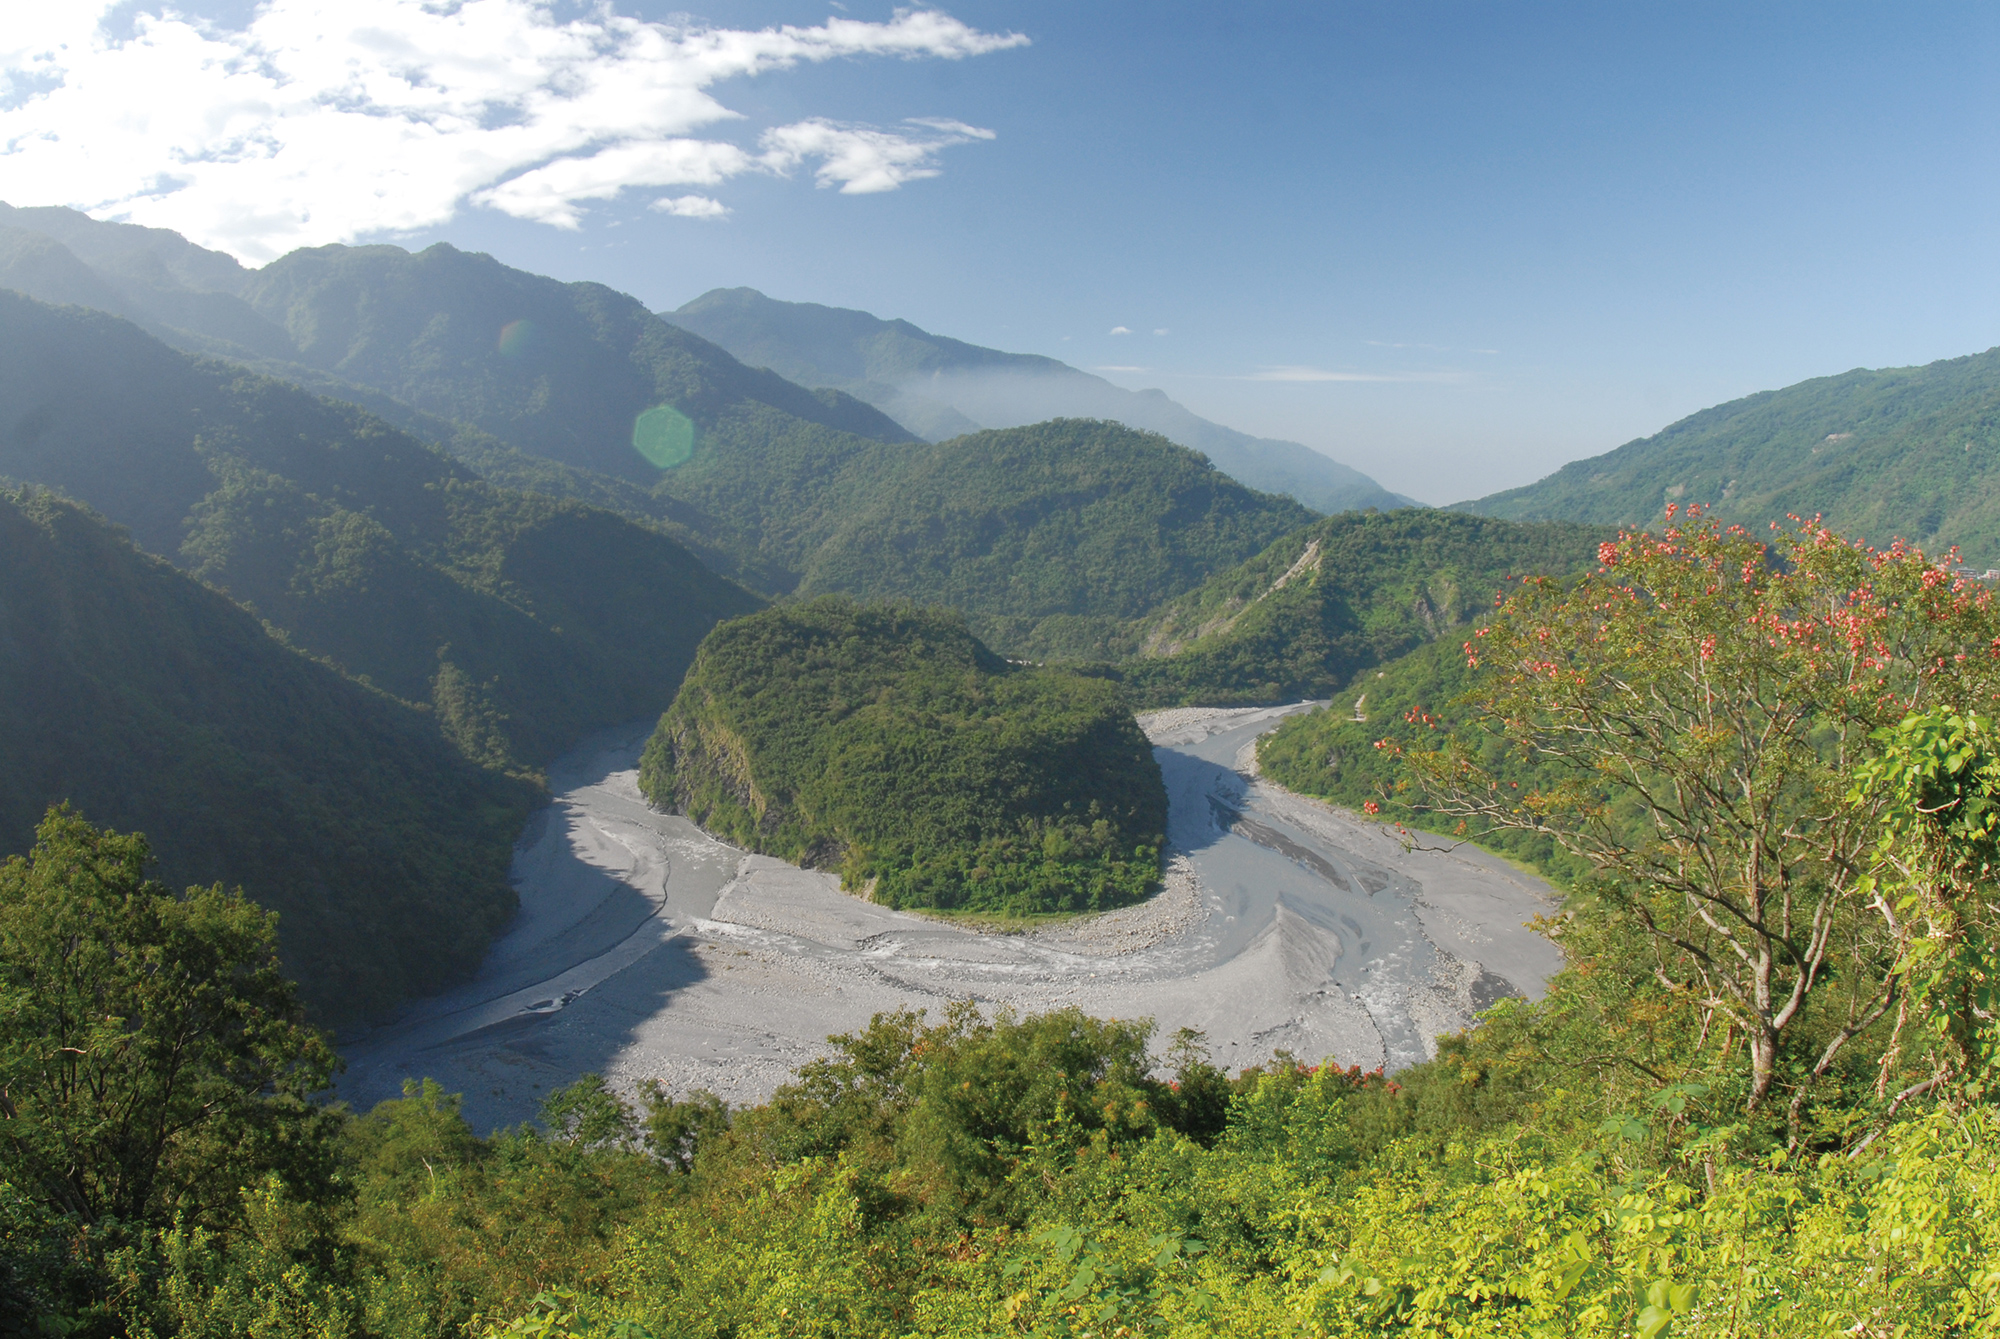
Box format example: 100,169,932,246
234,258,1317,643
0,488,531,1025
480,413,1312,652
0,201,294,360
237,243,916,480
0,291,761,770
1466,345,2000,561
713,418,1317,653
1119,509,1602,705
668,285,1411,513
0,217,1322,643
640,598,1164,915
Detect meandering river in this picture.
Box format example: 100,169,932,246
339,706,1561,1133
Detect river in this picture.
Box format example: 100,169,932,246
338,706,1561,1133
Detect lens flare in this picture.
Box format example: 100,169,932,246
632,404,698,469
497,319,535,357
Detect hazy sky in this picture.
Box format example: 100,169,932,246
6,2,2000,503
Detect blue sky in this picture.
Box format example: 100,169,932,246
6,2,2000,502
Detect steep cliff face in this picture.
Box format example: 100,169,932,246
642,696,772,841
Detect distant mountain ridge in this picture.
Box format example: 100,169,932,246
1463,346,2000,562
0,291,760,770
665,286,1413,515
0,210,1315,658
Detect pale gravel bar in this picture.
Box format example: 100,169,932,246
338,708,1562,1133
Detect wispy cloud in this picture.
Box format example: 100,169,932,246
1152,327,1170,336
761,117,996,194
0,2,1027,261
1242,366,1465,383
1364,339,1501,356
1108,325,1133,335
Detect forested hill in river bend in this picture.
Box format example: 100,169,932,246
1463,344,2000,563
641,598,1166,917
666,285,1410,516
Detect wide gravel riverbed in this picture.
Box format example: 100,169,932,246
339,706,1561,1132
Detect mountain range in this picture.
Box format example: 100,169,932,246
1463,345,2000,562
10,196,2000,1031
665,286,1412,516
0,291,760,771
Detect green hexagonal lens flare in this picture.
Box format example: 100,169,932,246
632,404,697,470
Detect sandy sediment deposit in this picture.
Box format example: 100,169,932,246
339,707,1562,1134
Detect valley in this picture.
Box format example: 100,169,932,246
339,707,1558,1133
9,13,2000,1331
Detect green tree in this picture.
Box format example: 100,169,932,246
1402,508,2000,1121
0,806,338,1230
1852,709,2000,1111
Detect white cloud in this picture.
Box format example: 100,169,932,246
1152,327,1169,336
759,117,995,194
1108,325,1132,335
651,194,730,220
0,2,1027,261
479,140,749,228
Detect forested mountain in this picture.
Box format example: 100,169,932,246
671,418,1317,655
1465,345,2000,561
1118,509,1602,704
0,488,530,1023
666,286,1412,514
641,598,1164,915
0,292,761,771
235,243,917,476
0,201,294,360
0,210,1321,640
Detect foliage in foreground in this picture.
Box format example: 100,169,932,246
12,516,2000,1337
640,598,1166,914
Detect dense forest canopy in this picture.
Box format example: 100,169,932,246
0,488,530,1024
640,598,1166,915
0,290,760,773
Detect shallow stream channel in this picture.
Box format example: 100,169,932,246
338,705,1562,1133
